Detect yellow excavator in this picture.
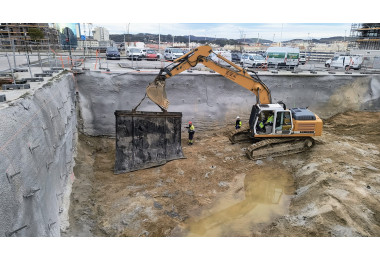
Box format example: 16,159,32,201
146,45,323,160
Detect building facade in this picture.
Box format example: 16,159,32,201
77,39,100,49
93,27,109,41
350,23,380,50
0,23,60,50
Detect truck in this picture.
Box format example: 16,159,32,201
266,47,300,69
145,45,323,160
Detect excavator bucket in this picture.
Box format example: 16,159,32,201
146,78,170,110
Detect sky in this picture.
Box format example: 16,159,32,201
89,23,352,42
4,0,377,43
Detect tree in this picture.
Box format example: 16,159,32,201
28,28,45,42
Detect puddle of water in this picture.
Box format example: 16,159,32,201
186,168,295,236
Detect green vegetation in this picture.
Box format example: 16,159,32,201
28,28,45,42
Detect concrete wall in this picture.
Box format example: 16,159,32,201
76,71,380,136
0,73,77,236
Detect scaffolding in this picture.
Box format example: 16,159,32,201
350,23,380,50
0,23,60,51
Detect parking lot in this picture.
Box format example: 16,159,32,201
1,50,379,80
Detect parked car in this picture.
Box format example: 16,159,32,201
299,53,307,65
141,48,147,58
146,49,159,61
241,53,267,68
325,55,363,70
164,48,185,61
106,47,120,60
126,47,145,60
231,52,242,63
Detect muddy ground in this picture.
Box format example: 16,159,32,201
62,111,380,237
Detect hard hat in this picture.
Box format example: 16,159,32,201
189,121,192,124
236,116,240,119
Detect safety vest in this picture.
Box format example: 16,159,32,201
259,122,264,128
189,125,195,133
266,115,274,124
236,120,242,127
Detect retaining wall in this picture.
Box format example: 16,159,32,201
0,73,77,236
76,71,380,136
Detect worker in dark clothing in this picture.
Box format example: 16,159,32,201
235,116,242,129
186,121,195,145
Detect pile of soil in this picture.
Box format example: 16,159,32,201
262,111,380,236
63,111,380,237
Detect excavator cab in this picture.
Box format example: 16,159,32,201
250,104,294,136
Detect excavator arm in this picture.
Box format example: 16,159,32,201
146,45,272,111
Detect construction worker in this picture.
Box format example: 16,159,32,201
265,113,274,134
257,119,266,133
256,113,266,133
187,121,195,145
235,116,242,129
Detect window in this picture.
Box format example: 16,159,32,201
172,49,183,54
275,111,292,131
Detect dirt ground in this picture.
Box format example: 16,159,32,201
62,111,380,237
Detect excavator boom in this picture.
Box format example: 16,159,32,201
146,45,272,110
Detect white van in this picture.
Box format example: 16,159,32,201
240,53,267,68
164,48,185,61
266,47,300,69
325,55,363,70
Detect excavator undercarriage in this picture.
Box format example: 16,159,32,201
228,127,315,160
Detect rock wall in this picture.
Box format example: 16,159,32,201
0,73,77,236
76,71,380,136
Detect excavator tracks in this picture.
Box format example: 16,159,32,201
228,127,253,144
246,137,315,160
